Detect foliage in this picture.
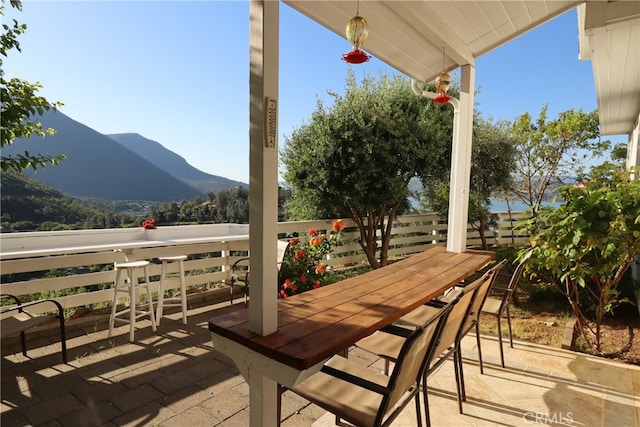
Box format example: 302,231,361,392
508,104,607,216
520,170,640,353
281,70,454,269
1,0,64,173
0,171,257,231
279,219,345,297
424,116,516,248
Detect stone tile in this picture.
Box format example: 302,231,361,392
109,384,164,413
24,393,83,426
58,400,122,427
110,401,168,427
150,370,199,394
199,386,248,420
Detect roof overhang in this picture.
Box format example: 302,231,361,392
578,1,640,136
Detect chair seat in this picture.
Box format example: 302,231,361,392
355,331,405,362
480,296,502,315
292,355,388,426
394,304,441,328
1,313,57,339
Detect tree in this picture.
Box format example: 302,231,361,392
281,71,454,268
508,105,607,215
521,171,640,354
423,116,516,248
1,0,64,173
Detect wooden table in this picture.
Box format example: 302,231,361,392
208,246,494,425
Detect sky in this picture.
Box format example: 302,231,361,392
4,1,624,184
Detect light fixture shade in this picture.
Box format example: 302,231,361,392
346,15,369,50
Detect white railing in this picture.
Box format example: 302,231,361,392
0,212,530,314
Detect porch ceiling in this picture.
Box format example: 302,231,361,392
283,0,640,137
283,1,581,84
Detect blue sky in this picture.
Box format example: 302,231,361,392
5,1,621,184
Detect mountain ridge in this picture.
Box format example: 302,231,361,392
3,110,247,201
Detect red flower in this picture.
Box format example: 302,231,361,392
310,237,323,247
142,218,157,229
315,263,326,275
332,219,345,232
289,237,299,245
308,228,319,237
294,250,306,261
313,280,321,289
299,274,306,283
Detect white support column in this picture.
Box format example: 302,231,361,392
246,1,280,426
446,63,475,253
248,0,279,335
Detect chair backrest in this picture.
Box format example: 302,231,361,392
377,298,455,424
492,249,533,312
428,268,500,366
276,239,290,272
459,259,507,337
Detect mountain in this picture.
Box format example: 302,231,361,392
4,111,204,202
0,170,104,230
107,133,247,194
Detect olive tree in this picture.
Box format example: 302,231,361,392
1,0,64,173
281,71,454,268
423,116,516,249
521,171,640,354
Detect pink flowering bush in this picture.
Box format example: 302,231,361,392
279,219,345,298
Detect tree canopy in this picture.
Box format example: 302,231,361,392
507,104,606,214
424,116,516,248
1,0,64,173
281,70,455,268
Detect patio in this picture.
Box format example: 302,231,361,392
2,292,638,426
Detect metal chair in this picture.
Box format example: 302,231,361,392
356,264,503,424
279,297,455,427
0,294,68,364
225,240,290,306
480,249,533,368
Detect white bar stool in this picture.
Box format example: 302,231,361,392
108,260,157,342
156,255,188,326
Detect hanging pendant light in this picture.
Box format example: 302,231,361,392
433,48,452,104
342,1,370,64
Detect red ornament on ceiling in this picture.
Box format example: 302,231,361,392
433,71,452,104
342,14,370,64
342,49,371,64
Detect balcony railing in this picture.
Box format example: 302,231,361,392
0,212,530,315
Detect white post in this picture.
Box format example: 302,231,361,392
248,0,279,335
446,63,475,253
247,1,280,425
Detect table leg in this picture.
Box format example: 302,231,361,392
249,374,279,426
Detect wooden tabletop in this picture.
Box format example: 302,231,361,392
208,246,495,370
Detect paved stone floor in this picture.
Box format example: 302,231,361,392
2,295,639,426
